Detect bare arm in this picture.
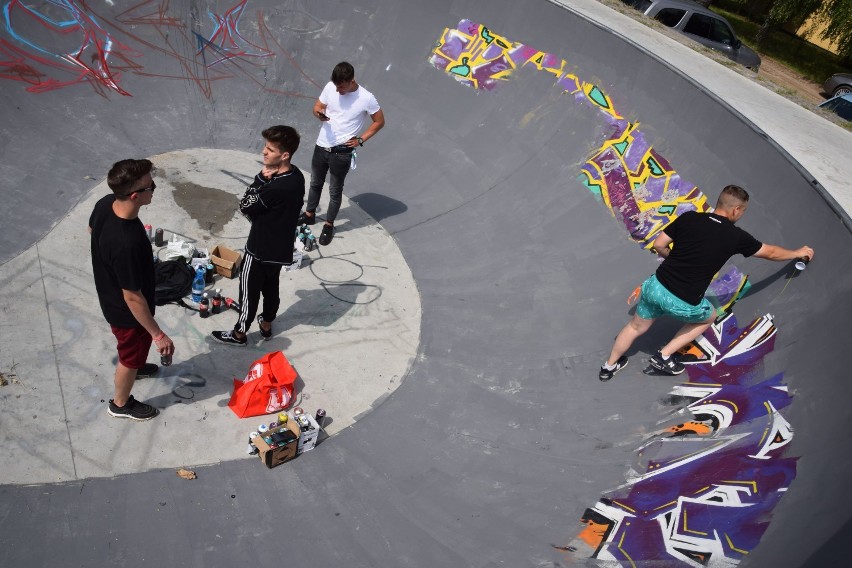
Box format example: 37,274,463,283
313,99,329,121
122,289,174,355
652,232,673,258
346,109,386,147
362,109,385,142
752,243,814,262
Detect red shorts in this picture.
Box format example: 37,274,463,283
110,325,153,369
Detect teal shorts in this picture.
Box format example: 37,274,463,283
636,274,714,323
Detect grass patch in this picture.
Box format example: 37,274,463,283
714,7,852,83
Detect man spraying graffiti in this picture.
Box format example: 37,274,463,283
599,185,814,381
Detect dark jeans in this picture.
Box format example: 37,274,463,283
234,252,282,334
307,144,352,223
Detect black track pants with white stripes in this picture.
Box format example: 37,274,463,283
233,252,283,334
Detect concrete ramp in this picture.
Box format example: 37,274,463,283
1,1,850,567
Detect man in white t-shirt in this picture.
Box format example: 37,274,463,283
299,61,385,245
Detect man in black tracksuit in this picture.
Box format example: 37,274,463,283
212,125,305,345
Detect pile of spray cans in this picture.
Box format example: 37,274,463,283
296,224,317,252
247,408,326,455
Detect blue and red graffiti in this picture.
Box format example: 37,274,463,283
0,0,319,97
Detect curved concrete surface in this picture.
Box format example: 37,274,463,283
0,147,420,483
1,1,850,566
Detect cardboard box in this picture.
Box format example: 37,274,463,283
211,245,242,278
254,419,301,469
295,413,320,455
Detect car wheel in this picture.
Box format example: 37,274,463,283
833,84,852,97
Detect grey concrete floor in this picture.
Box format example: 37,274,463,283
1,1,850,567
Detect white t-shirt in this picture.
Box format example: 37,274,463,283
316,81,381,147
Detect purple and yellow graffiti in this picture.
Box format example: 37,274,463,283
431,19,796,565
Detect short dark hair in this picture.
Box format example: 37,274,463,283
107,159,153,197
262,125,300,156
331,61,355,85
717,184,750,209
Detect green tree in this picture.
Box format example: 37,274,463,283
752,0,852,60
754,0,821,46
808,0,852,60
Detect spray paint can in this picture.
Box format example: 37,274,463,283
160,352,172,366
315,408,326,429
144,224,152,241
794,257,810,271
154,227,164,246
205,263,214,284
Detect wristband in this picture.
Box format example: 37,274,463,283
152,332,165,342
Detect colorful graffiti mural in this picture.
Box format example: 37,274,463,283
430,19,709,251
431,20,796,566
0,0,319,97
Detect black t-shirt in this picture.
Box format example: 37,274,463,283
240,166,305,264
656,211,762,305
89,194,156,327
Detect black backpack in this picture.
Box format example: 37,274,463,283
154,260,195,306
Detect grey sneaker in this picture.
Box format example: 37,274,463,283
599,356,628,382
108,395,159,421
649,351,685,375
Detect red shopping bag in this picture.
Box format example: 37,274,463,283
228,351,297,418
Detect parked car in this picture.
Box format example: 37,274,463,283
622,0,761,71
818,93,852,121
822,73,852,98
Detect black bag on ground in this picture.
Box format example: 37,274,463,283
154,260,194,306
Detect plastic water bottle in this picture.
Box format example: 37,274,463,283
191,266,205,303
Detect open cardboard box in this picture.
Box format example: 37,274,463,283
211,245,242,278
254,419,301,469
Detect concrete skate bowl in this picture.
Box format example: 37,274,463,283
1,1,850,567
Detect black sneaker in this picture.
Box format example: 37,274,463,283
298,211,317,225
257,315,272,339
212,330,247,346
108,395,159,421
319,223,334,245
649,351,685,375
599,356,628,382
136,362,159,379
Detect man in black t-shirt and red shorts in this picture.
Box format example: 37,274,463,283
89,159,175,420
599,185,814,381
